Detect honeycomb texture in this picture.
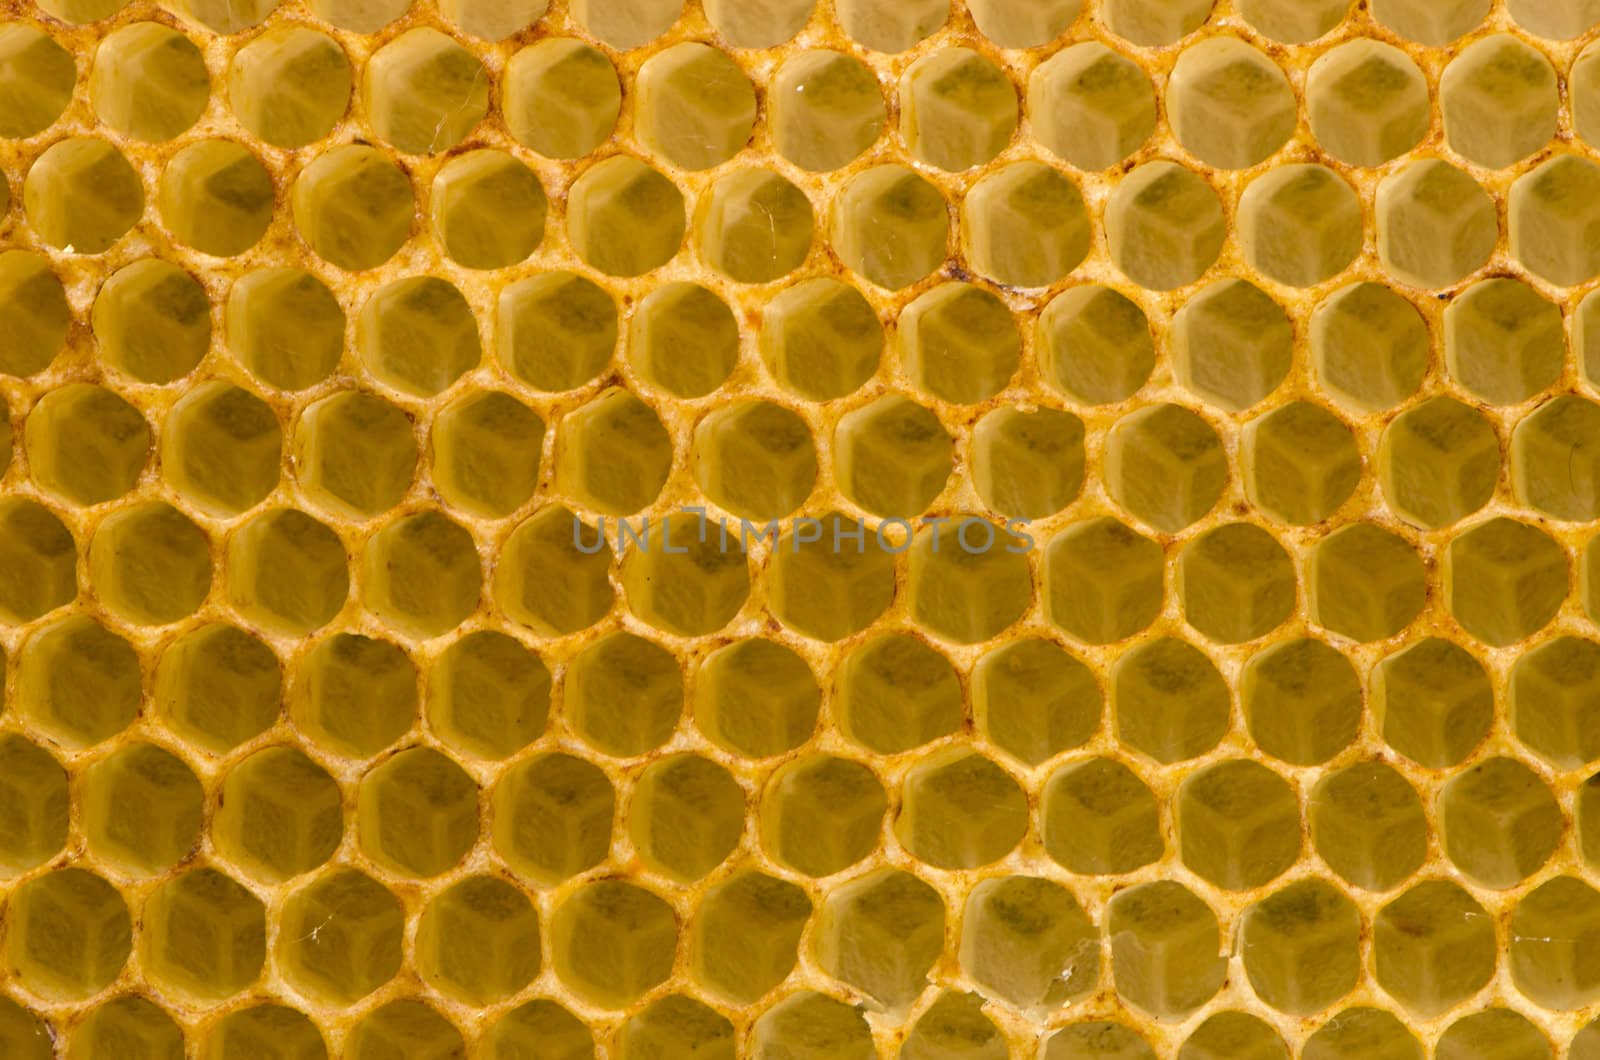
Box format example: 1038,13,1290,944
6,0,1600,1057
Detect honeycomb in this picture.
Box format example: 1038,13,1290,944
9,0,1600,1056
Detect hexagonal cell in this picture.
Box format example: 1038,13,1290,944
1240,879,1361,1016
277,869,402,1005
1046,1022,1159,1060
357,277,481,398
837,633,962,755
765,512,892,642
1511,155,1600,288
430,150,546,271
894,748,1026,870
1310,282,1428,415
834,395,953,518
503,38,620,160
1371,0,1487,44
1510,875,1600,1010
1306,39,1428,168
482,1001,593,1060
141,868,265,1002
1436,1009,1552,1060
1379,396,1499,531
0,26,74,139
23,137,144,253
429,390,544,520
1100,0,1211,44
1115,637,1229,764
0,251,69,378
1304,1008,1423,1060
1178,757,1300,890
1513,636,1600,769
1440,756,1560,889
907,519,1031,645
1446,518,1567,647
159,140,273,259
358,746,478,878
1106,162,1225,292
901,991,1005,1060
899,284,1020,405
2,869,130,1001
290,144,413,272
1309,522,1426,643
1106,880,1225,1019
1376,161,1496,290
831,165,950,291
635,42,755,172
812,868,944,1009
1373,879,1495,1018
1179,1011,1289,1060
363,28,486,155
492,751,613,884
1446,279,1563,406
228,27,351,150
694,639,820,759
80,742,202,875
693,402,816,522
1577,43,1600,153
1027,42,1153,173
226,508,349,636
16,616,141,750
690,870,810,1004
760,753,886,877
438,0,547,38
1242,402,1360,527
567,156,686,278
154,624,280,755
615,995,733,1060
426,631,549,762
1373,637,1492,768
0,499,76,625
694,169,813,286
1178,523,1294,645
751,992,874,1060
1239,165,1362,289
214,746,342,883
91,258,211,385
835,0,947,51
1037,287,1153,406
344,1000,464,1060
1588,535,1600,623
899,48,1017,173
1105,403,1227,533
556,388,674,517
35,0,129,22
974,639,1098,767
202,1004,327,1060
628,283,738,399
964,163,1088,290
161,383,280,518
630,753,744,882
1441,35,1556,170
1167,37,1294,170
971,408,1084,524
226,268,346,392
1042,756,1161,875
959,876,1096,1011
497,271,617,392
68,996,182,1060
0,735,67,879
551,880,677,1009
1584,778,1600,870
770,50,884,173
759,279,881,401
494,505,614,636
571,0,682,47
1513,396,1600,522
1309,761,1426,892
621,513,749,636
1171,280,1291,413
415,875,540,1005
1513,0,1600,38
360,512,477,640
90,23,207,142
290,633,416,758
566,632,683,757
1243,638,1361,766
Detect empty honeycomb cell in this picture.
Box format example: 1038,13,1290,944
2,868,130,1001
908,519,1032,644
1517,0,1600,37
1309,761,1427,891
766,512,892,639
964,162,1090,290
1310,282,1428,415
159,140,273,259
226,269,346,391
568,156,686,278
1447,278,1564,406
1241,402,1360,526
1243,638,1361,766
691,870,811,1004
1037,286,1154,406
902,992,1005,1060
202,1004,327,1060
497,272,618,392
430,151,547,271
1239,166,1363,289
834,395,953,518
90,23,207,142
1028,43,1155,173
1378,396,1499,530
616,995,733,1060
759,284,881,403
1104,403,1227,533
1514,396,1600,522
1446,518,1567,647
1106,880,1225,1019
1240,879,1361,1016
960,876,1096,1010
630,754,744,882
430,390,544,519
1373,879,1495,1018
1041,756,1162,875
0,26,74,139
837,633,962,754
358,746,478,878
1309,522,1426,643
1048,1023,1160,1060
693,401,817,521
1371,0,1487,44
364,28,487,155
290,145,413,272
17,616,142,750
621,513,749,635
629,283,739,399
70,996,183,1060
900,49,1018,173
213,746,342,882
1306,39,1428,168
1178,757,1300,890
1375,161,1496,290
154,623,280,754
0,735,68,878
760,753,887,876
1437,1010,1553,1060
692,175,813,288
1171,280,1291,412
344,999,464,1060
1179,1012,1289,1060
1115,637,1229,764
483,1001,593,1060
1441,35,1557,171
358,277,482,398
1514,637,1600,769
140,868,266,1002
36,0,130,21
23,137,143,253
769,51,883,176
566,632,683,756
81,742,202,875
751,991,874,1060
694,639,820,758
415,876,540,1004
1105,162,1225,291
572,0,682,48
1581,781,1600,870
290,633,417,758
162,383,282,517
0,1001,50,1060
836,0,947,51
551,880,677,1009
1167,37,1294,170
1305,1008,1423,1060
636,43,756,172
812,868,944,1008
970,0,1081,46
427,631,550,761
1510,875,1600,1009
495,505,615,636
361,511,481,639
972,407,1085,522
492,752,614,883
831,166,950,291
1440,756,1561,888
503,38,620,160
92,258,211,384
0,499,77,625
1177,523,1294,644
295,391,417,521
1374,637,1493,768
1511,155,1600,288
0,251,70,377
1588,536,1600,623
895,748,1026,869
703,0,814,47
899,279,1023,402
1578,45,1600,155
228,27,351,150
277,869,403,1005
438,0,547,38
